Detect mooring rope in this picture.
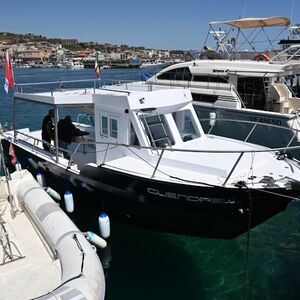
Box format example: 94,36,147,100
244,186,253,300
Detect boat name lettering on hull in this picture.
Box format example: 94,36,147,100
249,116,282,126
147,188,235,204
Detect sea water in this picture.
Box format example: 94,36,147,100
1,67,300,299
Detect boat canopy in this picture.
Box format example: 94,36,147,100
209,17,290,29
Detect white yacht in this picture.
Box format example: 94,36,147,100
146,21,300,158
140,61,166,68
2,80,300,239
70,60,84,70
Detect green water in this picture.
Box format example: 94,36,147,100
104,200,300,300
71,196,300,299
1,68,300,299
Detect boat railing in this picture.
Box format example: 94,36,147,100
10,119,300,186
14,77,148,95
14,79,102,95
270,45,300,64
7,112,300,156
10,129,74,163
70,136,300,186
14,76,236,97
230,85,246,107
203,116,300,145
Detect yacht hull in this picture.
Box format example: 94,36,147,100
2,140,297,239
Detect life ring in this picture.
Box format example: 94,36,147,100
253,53,270,62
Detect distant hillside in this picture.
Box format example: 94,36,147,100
0,32,188,54
0,32,61,44
0,32,148,51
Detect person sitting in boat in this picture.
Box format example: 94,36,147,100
200,46,222,59
41,109,54,151
58,115,77,159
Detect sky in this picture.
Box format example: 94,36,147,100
0,0,299,50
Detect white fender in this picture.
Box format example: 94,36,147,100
15,160,22,171
209,111,217,127
36,172,44,187
98,212,110,239
64,190,74,213
46,187,61,201
86,231,107,249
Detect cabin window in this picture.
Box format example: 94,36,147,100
100,114,118,138
130,122,139,145
110,118,118,139
191,93,218,103
157,67,192,81
172,110,199,142
139,112,174,148
101,115,108,136
193,75,228,83
192,93,218,103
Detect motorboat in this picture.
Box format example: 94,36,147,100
2,80,300,239
0,143,105,299
70,60,84,70
146,18,300,159
140,61,166,68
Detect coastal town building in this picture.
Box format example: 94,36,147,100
0,32,193,68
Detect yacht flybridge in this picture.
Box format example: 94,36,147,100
2,80,300,238
201,16,293,60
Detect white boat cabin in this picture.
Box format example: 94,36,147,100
12,86,204,168
92,88,203,164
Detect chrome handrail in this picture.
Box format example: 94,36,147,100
199,116,300,144
10,123,300,156
152,149,165,178
13,130,73,160
14,78,148,95
7,127,300,187
244,123,258,142
223,152,244,186
270,44,300,64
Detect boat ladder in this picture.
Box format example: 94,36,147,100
138,109,172,150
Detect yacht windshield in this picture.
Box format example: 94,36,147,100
172,110,200,142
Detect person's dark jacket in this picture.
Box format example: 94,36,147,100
42,115,54,140
58,118,77,144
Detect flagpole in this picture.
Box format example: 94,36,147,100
0,140,15,217
54,105,59,163
4,50,15,141
13,95,16,142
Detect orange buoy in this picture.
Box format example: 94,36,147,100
253,53,270,62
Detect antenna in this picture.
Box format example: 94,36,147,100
290,0,294,23
242,0,247,18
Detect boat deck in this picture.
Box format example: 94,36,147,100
0,174,61,299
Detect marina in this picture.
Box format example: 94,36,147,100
2,0,300,297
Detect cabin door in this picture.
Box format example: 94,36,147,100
237,77,266,110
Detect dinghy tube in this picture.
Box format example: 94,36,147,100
16,173,105,300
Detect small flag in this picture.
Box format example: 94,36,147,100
4,50,14,93
9,143,17,165
95,50,100,77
